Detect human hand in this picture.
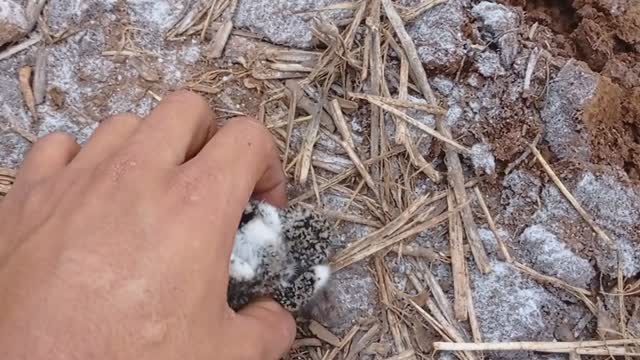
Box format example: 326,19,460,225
0,91,296,359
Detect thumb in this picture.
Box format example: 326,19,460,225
230,298,297,359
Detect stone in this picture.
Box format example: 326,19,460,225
0,0,28,47
471,1,521,68
518,225,595,288
406,0,466,72
540,62,597,162
234,0,351,49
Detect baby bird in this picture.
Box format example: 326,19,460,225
227,200,332,312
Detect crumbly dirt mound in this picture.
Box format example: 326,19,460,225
506,0,640,180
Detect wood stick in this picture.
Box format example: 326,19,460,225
433,339,640,352
322,325,360,360
289,147,406,205
18,66,36,121
349,92,446,115
529,144,615,247
382,0,491,274
0,34,42,61
357,95,469,154
309,320,341,347
205,19,233,59
33,47,48,105
448,190,469,321
422,263,456,324
473,186,513,262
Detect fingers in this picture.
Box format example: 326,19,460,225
170,117,287,253
70,113,141,167
229,298,296,359
122,90,215,168
15,132,80,187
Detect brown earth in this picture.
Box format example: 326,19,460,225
506,0,640,180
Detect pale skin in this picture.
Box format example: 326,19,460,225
0,90,297,359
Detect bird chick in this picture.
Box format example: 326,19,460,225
227,200,332,312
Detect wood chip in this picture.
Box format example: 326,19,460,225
310,320,341,347
32,47,48,105
205,20,233,59
18,66,36,121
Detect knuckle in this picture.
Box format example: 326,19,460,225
167,167,218,199
93,150,142,184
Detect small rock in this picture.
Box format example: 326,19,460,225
407,0,466,72
0,0,29,47
519,225,595,288
471,1,521,68
540,62,597,162
234,0,351,49
308,262,378,334
466,73,484,88
470,143,495,176
474,50,506,78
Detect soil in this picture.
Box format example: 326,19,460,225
1,0,640,359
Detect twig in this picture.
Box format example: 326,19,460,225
473,186,513,262
357,95,469,154
433,339,640,352
205,19,233,59
505,133,541,175
447,190,469,321
391,244,447,263
310,320,341,347
292,338,323,349
345,323,381,360
0,34,42,61
523,47,542,99
349,92,446,115
383,0,491,274
18,66,37,121
510,261,596,314
32,47,48,105
529,144,616,247
322,325,360,360
329,100,380,199
290,147,406,205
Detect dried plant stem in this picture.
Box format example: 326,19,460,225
290,147,406,205
408,298,476,360
206,19,233,59
433,339,640,352
382,0,490,274
18,66,37,121
322,325,360,360
375,258,410,355
356,95,469,154
529,144,615,247
473,186,512,262
33,47,48,105
0,34,42,61
447,190,469,321
510,261,596,313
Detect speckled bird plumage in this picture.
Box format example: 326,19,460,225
227,200,332,312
